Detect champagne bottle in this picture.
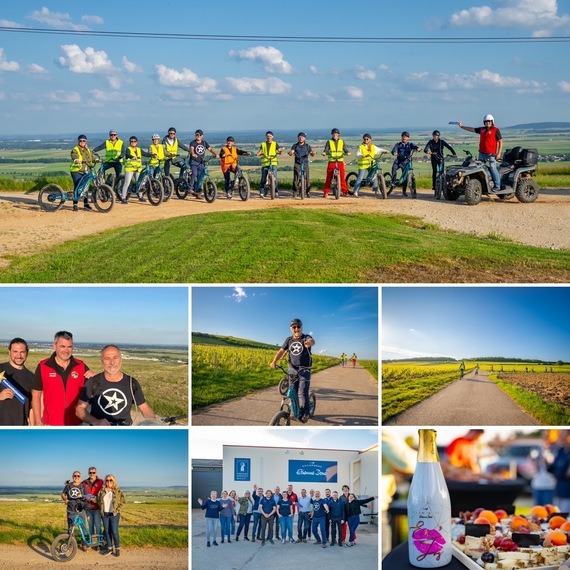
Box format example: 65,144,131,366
408,429,452,568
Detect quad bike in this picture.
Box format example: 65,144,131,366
444,146,540,205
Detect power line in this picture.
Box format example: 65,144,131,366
0,25,569,44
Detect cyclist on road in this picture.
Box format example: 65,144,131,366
189,129,218,199
391,132,421,196
352,134,389,197
288,132,316,198
119,136,155,204
70,134,95,211
423,130,456,192
457,115,503,189
350,353,357,368
148,134,166,177
340,353,348,367
162,127,190,178
219,136,251,199
92,130,123,183
270,318,315,423
322,128,350,197
257,131,283,198
459,360,466,378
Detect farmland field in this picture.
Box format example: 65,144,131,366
192,343,339,408
382,360,570,423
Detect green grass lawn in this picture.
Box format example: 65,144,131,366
1,209,568,283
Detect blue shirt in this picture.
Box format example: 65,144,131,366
311,498,328,518
392,141,419,160
260,496,276,515
278,499,292,517
201,498,223,518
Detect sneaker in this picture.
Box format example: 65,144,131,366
73,204,79,211
301,414,309,423
228,539,232,543
121,199,128,204
322,543,327,548
226,192,232,199
244,537,249,541
235,536,239,542
221,540,224,543
281,539,285,544
259,191,265,198
261,540,265,546
353,192,358,197
80,544,88,551
102,548,113,556
338,542,343,547
303,539,307,543
207,542,211,547
213,541,218,546
269,539,275,545
315,541,321,545
84,203,93,211
113,549,120,557
195,194,204,200
290,538,295,543
330,541,336,546
322,192,328,198
251,537,256,542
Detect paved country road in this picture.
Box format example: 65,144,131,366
192,364,378,426
384,370,541,426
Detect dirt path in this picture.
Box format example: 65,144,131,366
192,364,378,426
0,544,187,569
0,187,568,268
384,370,541,426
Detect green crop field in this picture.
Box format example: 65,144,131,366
23,349,188,418
192,343,339,408
0,498,188,547
382,360,570,423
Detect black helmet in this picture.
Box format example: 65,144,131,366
432,130,440,136
226,136,235,142
195,129,203,135
77,134,87,141
297,132,306,138
331,128,340,135
401,131,410,137
290,318,303,327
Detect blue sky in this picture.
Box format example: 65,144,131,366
192,286,378,359
191,427,378,460
0,286,188,345
382,286,570,361
1,1,569,134
0,429,188,486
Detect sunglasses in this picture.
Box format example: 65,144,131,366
73,475,81,478
291,325,301,329
105,479,113,482
78,139,87,143
89,471,96,474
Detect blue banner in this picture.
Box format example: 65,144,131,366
234,458,251,481
288,460,338,483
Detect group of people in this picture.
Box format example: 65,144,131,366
198,484,376,549
67,114,502,206
61,466,125,557
0,332,156,426
339,353,358,368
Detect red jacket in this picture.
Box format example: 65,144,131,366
476,126,501,154
82,477,104,510
38,356,86,426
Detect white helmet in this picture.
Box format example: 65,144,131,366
483,114,494,123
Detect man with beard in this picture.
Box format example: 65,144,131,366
0,338,34,425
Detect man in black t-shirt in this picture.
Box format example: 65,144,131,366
75,344,156,425
270,318,315,422
288,132,316,197
0,338,34,426
61,470,88,534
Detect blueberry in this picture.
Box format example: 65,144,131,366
481,552,495,563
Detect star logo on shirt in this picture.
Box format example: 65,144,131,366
98,388,128,416
195,144,205,155
69,487,81,499
290,341,303,356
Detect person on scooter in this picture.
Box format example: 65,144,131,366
390,132,421,196
270,318,315,423
458,115,503,189
424,131,456,192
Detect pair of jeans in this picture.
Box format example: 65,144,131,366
297,511,310,539
220,515,231,541
293,163,310,194
260,166,278,194
236,513,252,538
330,519,343,544
478,152,500,187
70,172,89,206
205,518,219,543
87,509,102,539
291,369,311,417
260,513,275,541
252,512,262,539
102,512,120,549
190,161,205,192
347,514,360,542
230,513,236,535
312,517,327,543
352,168,378,194
391,158,409,186
279,516,293,540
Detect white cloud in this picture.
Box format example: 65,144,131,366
44,90,81,104
559,81,570,92
355,66,376,80
229,46,293,74
449,0,570,36
0,19,22,28
230,287,247,303
155,64,218,93
30,7,88,31
27,63,47,75
309,66,322,75
345,86,364,100
82,15,104,25
57,44,116,74
122,56,143,73
0,48,19,72
226,76,291,95
90,89,139,102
